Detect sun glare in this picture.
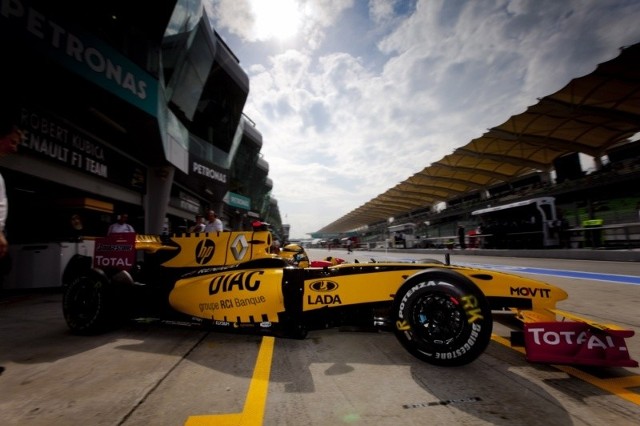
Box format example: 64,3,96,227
251,0,302,41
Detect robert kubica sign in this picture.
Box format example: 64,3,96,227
18,107,146,192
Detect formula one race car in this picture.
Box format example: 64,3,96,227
61,226,638,368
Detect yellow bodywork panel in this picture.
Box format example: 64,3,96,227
453,267,568,312
511,307,633,330
135,231,273,268
302,270,402,311
298,263,569,313
135,235,177,253
169,268,285,323
515,309,558,323
548,308,633,332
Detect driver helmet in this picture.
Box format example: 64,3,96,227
280,243,309,268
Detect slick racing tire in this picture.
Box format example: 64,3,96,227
63,270,119,335
392,269,492,367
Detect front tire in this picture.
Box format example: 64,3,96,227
63,270,119,335
392,270,492,366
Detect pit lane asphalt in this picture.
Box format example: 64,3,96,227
1,248,639,426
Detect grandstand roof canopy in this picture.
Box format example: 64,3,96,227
318,42,640,234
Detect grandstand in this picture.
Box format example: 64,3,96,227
314,43,640,251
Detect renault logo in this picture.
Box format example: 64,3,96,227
231,234,249,260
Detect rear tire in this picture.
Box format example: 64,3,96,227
63,271,118,335
392,270,492,366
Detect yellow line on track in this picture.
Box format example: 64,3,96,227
184,336,275,426
491,334,640,406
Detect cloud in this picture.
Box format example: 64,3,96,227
207,0,640,238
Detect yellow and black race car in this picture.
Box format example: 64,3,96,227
61,226,637,368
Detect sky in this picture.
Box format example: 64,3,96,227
205,0,640,239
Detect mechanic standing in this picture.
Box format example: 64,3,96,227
458,224,466,249
204,210,223,232
0,113,22,286
189,214,206,232
108,213,136,234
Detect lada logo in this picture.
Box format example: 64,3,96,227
195,239,215,264
231,234,249,260
309,280,339,292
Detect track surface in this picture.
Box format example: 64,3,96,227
1,249,638,425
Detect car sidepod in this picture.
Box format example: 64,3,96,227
168,265,287,331
391,269,493,367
